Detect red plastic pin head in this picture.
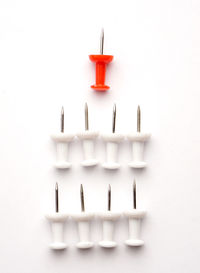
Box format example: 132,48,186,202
89,29,113,92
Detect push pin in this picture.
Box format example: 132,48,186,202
89,29,113,91
102,104,124,169
51,107,74,169
45,183,69,250
77,103,99,166
127,106,151,168
72,185,94,249
124,180,146,246
99,185,121,248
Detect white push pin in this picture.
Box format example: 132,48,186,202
99,185,121,248
124,180,146,246
45,183,68,250
77,103,99,167
72,184,94,249
102,104,124,169
127,106,151,168
51,107,74,169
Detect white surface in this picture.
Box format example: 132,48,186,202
0,0,200,272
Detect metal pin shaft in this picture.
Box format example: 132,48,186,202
100,28,104,55
108,184,111,211
55,182,59,213
112,103,116,133
133,180,136,209
137,105,141,132
61,106,64,133
85,103,89,131
80,184,85,212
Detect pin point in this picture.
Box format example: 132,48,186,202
72,185,94,249
99,185,121,248
89,29,113,91
124,180,146,246
77,103,99,166
45,183,69,250
51,107,74,169
127,106,151,168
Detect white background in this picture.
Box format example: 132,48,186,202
0,0,200,272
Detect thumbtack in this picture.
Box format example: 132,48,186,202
124,180,146,246
45,183,69,250
99,185,121,248
51,107,74,169
127,106,151,168
72,184,94,249
89,29,113,91
77,103,99,167
102,104,124,169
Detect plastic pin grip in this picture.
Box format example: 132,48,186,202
89,55,113,91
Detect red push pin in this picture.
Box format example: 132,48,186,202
89,29,113,92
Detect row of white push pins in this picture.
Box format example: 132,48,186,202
46,182,146,250
51,104,151,169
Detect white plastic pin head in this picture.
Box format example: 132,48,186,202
102,104,124,169
99,185,121,248
45,183,69,250
77,103,99,167
72,184,94,249
51,107,74,169
127,106,151,168
124,180,146,246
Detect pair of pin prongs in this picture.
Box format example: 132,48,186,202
45,181,146,249
101,181,146,247
51,103,99,168
45,183,94,250
93,103,150,169
51,104,150,169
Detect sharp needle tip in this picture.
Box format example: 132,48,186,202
108,184,111,211
61,107,64,133
85,103,89,130
133,179,136,209
80,184,85,212
112,104,116,133
55,182,59,213
137,105,141,132
100,28,104,55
